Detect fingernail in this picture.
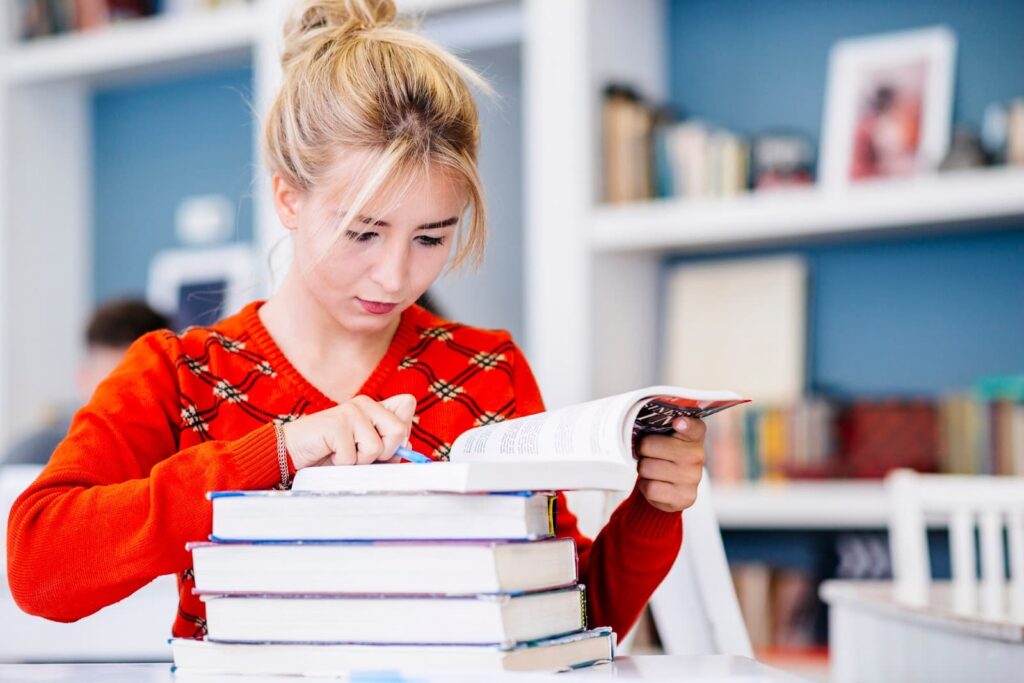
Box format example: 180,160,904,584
675,417,688,431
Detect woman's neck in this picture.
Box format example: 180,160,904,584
258,270,401,398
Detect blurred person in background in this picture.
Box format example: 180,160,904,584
1,297,170,465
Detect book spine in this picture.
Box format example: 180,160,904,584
547,495,556,536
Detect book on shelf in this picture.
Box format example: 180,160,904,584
189,537,578,595
290,385,749,494
705,375,1024,482
602,84,654,203
941,375,1024,476
663,256,807,408
730,564,818,651
200,586,588,646
170,628,615,676
600,81,754,204
208,490,555,541
17,0,158,39
663,122,750,199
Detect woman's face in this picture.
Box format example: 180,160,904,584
279,152,464,335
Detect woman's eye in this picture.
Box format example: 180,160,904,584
345,230,378,243
416,235,446,247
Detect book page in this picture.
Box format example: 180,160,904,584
450,391,641,464
450,385,748,465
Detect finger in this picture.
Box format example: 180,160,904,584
638,478,697,512
637,478,682,508
328,417,358,466
637,455,680,483
350,396,407,454
637,434,706,467
356,397,414,460
672,416,707,443
380,393,417,422
348,407,386,465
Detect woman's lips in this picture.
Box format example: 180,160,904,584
357,298,398,315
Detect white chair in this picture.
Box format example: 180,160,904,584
572,470,753,657
888,468,1024,620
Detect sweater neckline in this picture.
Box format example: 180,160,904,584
239,300,423,410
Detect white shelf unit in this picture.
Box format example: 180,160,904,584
0,5,260,87
593,165,1024,254
711,480,889,530
526,0,1024,407
524,1,1024,530
0,0,523,446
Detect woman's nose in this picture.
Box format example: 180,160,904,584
369,241,409,294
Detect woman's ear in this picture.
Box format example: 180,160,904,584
272,172,304,231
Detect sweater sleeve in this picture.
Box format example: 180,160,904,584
6,332,282,622
508,341,683,638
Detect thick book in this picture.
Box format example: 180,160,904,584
170,628,615,675
201,586,587,646
189,538,577,595
208,491,555,541
291,385,750,493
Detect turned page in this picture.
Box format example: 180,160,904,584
449,385,747,465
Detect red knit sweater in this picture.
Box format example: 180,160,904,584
7,301,682,639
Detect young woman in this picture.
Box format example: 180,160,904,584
8,0,706,641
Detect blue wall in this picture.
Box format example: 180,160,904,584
666,0,1024,397
667,0,1024,139
92,65,255,304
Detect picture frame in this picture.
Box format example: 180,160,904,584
819,26,957,188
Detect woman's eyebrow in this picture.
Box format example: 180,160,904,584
355,214,458,230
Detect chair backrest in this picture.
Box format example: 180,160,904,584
648,472,754,657
572,471,752,657
887,468,1024,621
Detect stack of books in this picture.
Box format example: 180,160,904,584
171,489,615,676
171,385,750,675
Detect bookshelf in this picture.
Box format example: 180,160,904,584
524,1,1024,530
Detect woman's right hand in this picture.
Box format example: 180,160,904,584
281,394,417,470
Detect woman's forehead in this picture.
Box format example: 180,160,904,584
315,153,464,214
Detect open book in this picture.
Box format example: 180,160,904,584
292,385,749,493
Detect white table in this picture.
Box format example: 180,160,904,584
0,656,808,682
822,580,1024,683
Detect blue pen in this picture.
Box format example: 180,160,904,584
394,446,432,463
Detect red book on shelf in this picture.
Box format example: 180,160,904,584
837,400,939,477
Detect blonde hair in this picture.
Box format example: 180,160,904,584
263,0,492,270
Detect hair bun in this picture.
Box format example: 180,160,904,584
281,0,397,69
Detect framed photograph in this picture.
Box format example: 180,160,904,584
819,26,956,188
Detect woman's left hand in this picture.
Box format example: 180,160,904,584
635,416,707,513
